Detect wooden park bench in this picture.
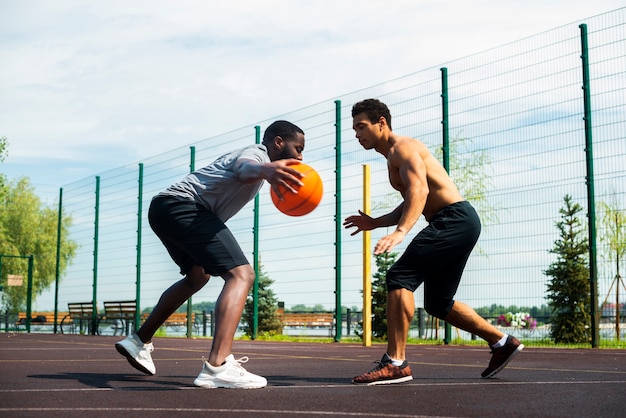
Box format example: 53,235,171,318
141,311,196,333
16,312,64,332
102,300,137,336
61,302,99,335
279,312,335,328
278,312,335,337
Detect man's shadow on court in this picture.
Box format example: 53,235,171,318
28,372,191,390
264,375,349,386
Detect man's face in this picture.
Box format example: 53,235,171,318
276,132,305,160
352,113,381,150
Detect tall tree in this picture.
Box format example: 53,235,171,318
1,139,78,313
0,136,8,198
371,252,397,339
242,263,281,338
435,135,498,226
356,252,397,340
376,136,495,224
598,199,625,333
598,199,625,279
544,195,591,344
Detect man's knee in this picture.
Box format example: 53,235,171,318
225,265,255,287
184,265,211,290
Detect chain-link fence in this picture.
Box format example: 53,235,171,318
20,8,626,345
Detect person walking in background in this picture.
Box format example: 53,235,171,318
116,120,306,389
344,99,523,385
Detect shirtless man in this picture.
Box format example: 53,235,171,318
344,99,523,385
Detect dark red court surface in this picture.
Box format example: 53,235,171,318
1,333,624,417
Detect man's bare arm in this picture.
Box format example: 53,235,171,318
373,142,429,254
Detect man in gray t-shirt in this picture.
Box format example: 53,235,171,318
159,145,272,222
116,120,306,389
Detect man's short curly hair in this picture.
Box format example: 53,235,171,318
262,120,304,145
351,99,392,131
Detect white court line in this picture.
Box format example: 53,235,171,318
0,408,445,418
0,347,113,350
1,379,626,394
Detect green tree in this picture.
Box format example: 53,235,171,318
0,136,8,199
1,139,78,313
242,264,281,338
187,300,216,314
598,199,625,281
1,178,78,313
0,137,7,162
544,195,591,344
598,199,625,331
434,135,498,226
356,252,397,340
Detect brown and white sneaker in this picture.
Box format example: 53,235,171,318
481,335,524,378
352,353,413,386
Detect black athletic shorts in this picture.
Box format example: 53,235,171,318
148,195,249,276
386,201,481,319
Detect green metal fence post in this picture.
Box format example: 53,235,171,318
92,176,100,335
135,163,144,331
441,67,450,171
335,100,343,341
26,255,34,333
579,23,599,348
187,147,196,338
441,67,452,345
252,125,261,340
54,188,63,333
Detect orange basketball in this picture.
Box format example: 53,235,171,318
270,163,323,216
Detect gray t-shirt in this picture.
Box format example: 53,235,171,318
158,144,270,222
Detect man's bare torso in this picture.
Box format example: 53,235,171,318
387,135,463,221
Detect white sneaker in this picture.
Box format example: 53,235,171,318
115,333,156,375
193,354,267,389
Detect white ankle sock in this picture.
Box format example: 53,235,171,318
390,358,404,366
492,334,508,348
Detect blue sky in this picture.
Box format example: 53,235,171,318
1,0,623,204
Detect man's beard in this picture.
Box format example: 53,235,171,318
278,148,298,160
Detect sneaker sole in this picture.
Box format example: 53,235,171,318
482,343,524,379
352,375,413,386
193,378,267,389
115,342,155,376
